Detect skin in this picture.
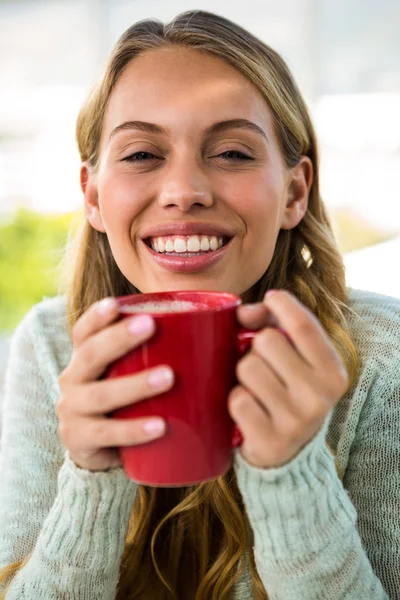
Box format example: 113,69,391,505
59,46,348,472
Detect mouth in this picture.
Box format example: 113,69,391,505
141,233,233,274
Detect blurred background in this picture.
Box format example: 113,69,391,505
1,0,400,410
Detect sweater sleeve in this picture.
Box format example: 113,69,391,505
233,409,394,599
0,306,138,599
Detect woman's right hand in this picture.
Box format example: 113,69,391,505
56,297,174,472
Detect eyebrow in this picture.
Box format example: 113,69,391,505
108,118,268,142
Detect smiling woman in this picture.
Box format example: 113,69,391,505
0,9,399,600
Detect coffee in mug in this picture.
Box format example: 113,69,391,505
119,300,205,314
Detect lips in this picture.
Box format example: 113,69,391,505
140,221,235,273
141,221,235,240
142,235,233,273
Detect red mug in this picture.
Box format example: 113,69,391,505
106,290,257,486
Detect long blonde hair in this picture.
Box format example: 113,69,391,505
1,10,357,600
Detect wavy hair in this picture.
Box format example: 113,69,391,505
0,10,357,600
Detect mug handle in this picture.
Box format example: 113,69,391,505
231,328,257,448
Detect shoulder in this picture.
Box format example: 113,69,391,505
347,287,400,328
11,295,72,377
29,294,69,333
346,288,400,372
327,289,400,469
15,295,69,344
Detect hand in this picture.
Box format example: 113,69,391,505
57,298,174,472
229,290,349,469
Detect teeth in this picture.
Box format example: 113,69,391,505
174,238,187,253
187,235,201,252
209,236,218,251
200,236,210,251
149,234,228,253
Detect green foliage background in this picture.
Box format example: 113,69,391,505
0,209,74,331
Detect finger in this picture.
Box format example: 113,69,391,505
73,297,120,347
64,314,156,384
236,353,286,410
64,415,167,451
252,326,310,389
237,302,278,330
245,332,332,419
228,386,273,462
72,365,175,416
263,290,342,371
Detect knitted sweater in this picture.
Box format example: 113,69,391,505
0,289,399,599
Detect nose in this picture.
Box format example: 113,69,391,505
157,156,213,212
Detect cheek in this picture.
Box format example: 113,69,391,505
227,174,285,238
228,174,286,275
97,171,145,227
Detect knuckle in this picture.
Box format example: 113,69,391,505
58,366,71,389
78,342,97,368
229,386,251,415
89,419,109,445
253,327,278,354
71,319,85,347
236,355,252,381
58,419,73,446
292,316,312,335
55,393,66,418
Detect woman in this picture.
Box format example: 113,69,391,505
0,10,398,600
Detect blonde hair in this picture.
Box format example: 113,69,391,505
0,10,356,600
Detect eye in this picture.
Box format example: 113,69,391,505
217,150,254,161
122,151,160,163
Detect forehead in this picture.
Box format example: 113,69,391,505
102,46,276,138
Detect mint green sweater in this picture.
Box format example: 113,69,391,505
0,289,399,599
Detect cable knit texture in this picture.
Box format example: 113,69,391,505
0,289,399,599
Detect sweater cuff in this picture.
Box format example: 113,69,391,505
233,413,357,563
38,452,138,571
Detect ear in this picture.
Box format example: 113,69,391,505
280,156,313,230
80,163,106,233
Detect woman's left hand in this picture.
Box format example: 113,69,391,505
229,290,349,469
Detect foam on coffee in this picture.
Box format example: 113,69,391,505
120,300,205,314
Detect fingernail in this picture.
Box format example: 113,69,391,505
128,315,154,335
148,367,174,389
265,289,278,298
97,297,117,314
242,303,261,310
143,418,166,435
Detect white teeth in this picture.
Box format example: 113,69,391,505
187,235,201,252
174,238,187,253
209,236,218,251
149,234,228,253
200,236,210,251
